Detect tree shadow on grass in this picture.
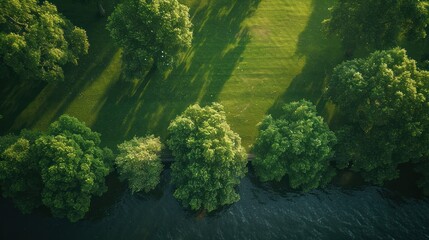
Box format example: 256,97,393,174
0,74,45,134
266,0,343,121
92,0,261,148
0,0,119,133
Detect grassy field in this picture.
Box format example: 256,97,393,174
0,0,343,149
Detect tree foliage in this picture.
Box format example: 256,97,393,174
167,103,247,212
107,0,192,76
326,48,429,185
0,115,112,222
252,100,337,191
0,130,42,213
323,0,429,49
115,135,163,193
35,115,112,222
0,0,89,82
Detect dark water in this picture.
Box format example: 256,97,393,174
1,170,429,240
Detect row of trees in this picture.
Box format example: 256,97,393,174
0,0,193,82
1,0,428,221
250,48,429,195
3,58,426,221
0,103,248,221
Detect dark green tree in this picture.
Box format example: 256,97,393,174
115,135,163,193
326,48,429,185
106,0,192,76
252,100,337,191
0,0,89,82
323,0,429,50
168,103,247,212
0,130,42,213
35,115,113,222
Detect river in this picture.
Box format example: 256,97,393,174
1,169,429,240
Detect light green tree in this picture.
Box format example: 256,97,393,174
115,135,163,193
107,0,192,76
326,48,429,185
252,100,337,191
168,103,247,212
0,0,89,82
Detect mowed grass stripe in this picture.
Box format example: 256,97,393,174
219,0,312,148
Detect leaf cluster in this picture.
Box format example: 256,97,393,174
107,0,192,76
115,135,163,193
167,103,247,212
323,0,429,49
0,130,43,213
0,0,89,82
252,100,337,191
327,48,429,185
0,115,112,222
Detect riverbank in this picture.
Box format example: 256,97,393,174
1,169,428,240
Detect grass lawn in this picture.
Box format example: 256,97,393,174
0,0,343,150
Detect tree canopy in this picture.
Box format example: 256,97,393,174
252,100,337,191
326,48,429,185
167,103,247,212
107,0,193,76
115,135,163,193
0,0,89,82
0,130,42,213
36,115,113,222
323,0,429,49
0,115,113,222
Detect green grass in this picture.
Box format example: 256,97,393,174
1,0,344,150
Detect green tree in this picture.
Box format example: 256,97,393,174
326,48,429,185
0,0,89,82
252,100,337,191
107,0,192,76
167,103,247,212
323,0,429,50
0,130,42,213
115,135,163,193
35,115,113,222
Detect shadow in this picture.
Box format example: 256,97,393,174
86,171,126,221
0,75,45,135
266,0,343,120
92,0,260,148
0,0,120,133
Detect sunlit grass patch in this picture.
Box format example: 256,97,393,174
3,0,343,150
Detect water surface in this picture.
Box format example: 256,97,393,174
1,170,428,240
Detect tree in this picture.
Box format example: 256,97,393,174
252,100,337,191
326,48,429,185
323,0,429,50
167,103,247,212
35,115,113,222
0,0,89,82
115,135,163,193
0,130,42,213
107,0,192,76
